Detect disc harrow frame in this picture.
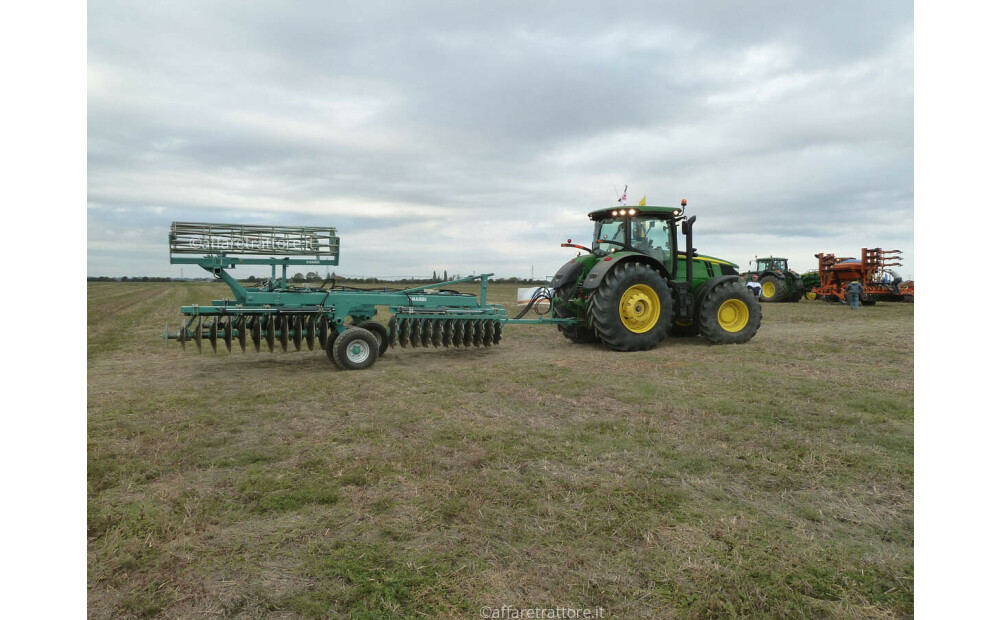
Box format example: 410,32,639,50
162,221,578,370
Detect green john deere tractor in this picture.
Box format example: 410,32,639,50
551,201,761,351
742,257,805,303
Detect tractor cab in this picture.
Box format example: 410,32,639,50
589,205,683,271
752,257,790,274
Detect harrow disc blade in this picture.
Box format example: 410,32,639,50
441,319,453,348
410,319,423,348
420,320,433,347
265,316,275,352
318,316,329,350
483,320,494,347
178,320,187,350
223,319,233,353
304,315,316,351
194,316,203,352
236,316,247,352
462,320,474,348
431,320,443,348
251,317,262,352
278,315,289,351
472,320,484,347
209,318,219,353
493,320,503,344
452,320,464,347
398,318,410,348
387,316,398,348
292,315,303,351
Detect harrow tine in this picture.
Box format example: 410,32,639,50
224,318,233,353
305,315,316,351
278,315,289,352
209,318,219,353
194,316,203,352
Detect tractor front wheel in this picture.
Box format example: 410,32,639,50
588,262,672,351
758,275,786,302
698,281,762,344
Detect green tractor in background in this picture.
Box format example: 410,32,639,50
742,256,806,303
551,201,761,351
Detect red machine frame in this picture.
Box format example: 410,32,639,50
811,248,912,303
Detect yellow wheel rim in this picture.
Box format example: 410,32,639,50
761,282,776,298
718,299,749,333
619,284,661,333
805,291,817,300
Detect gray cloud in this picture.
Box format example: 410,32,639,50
88,0,914,280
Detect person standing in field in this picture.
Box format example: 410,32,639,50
746,274,763,299
845,280,864,310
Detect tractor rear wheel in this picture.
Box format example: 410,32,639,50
553,281,598,344
329,327,379,370
758,275,786,302
587,262,671,351
698,281,762,344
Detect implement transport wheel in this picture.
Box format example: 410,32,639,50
588,262,672,351
328,327,379,370
357,320,390,357
804,291,818,301
698,281,762,344
758,275,785,303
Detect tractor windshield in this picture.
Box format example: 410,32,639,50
593,216,673,265
594,219,626,252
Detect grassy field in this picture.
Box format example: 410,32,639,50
88,281,913,618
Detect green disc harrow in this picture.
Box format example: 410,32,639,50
162,222,555,370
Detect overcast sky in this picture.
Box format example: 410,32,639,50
88,0,913,280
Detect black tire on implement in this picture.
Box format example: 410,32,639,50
356,320,390,356
698,281,762,344
553,281,598,344
330,327,379,370
587,262,672,351
758,274,786,303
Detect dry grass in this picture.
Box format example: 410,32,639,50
88,281,913,618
